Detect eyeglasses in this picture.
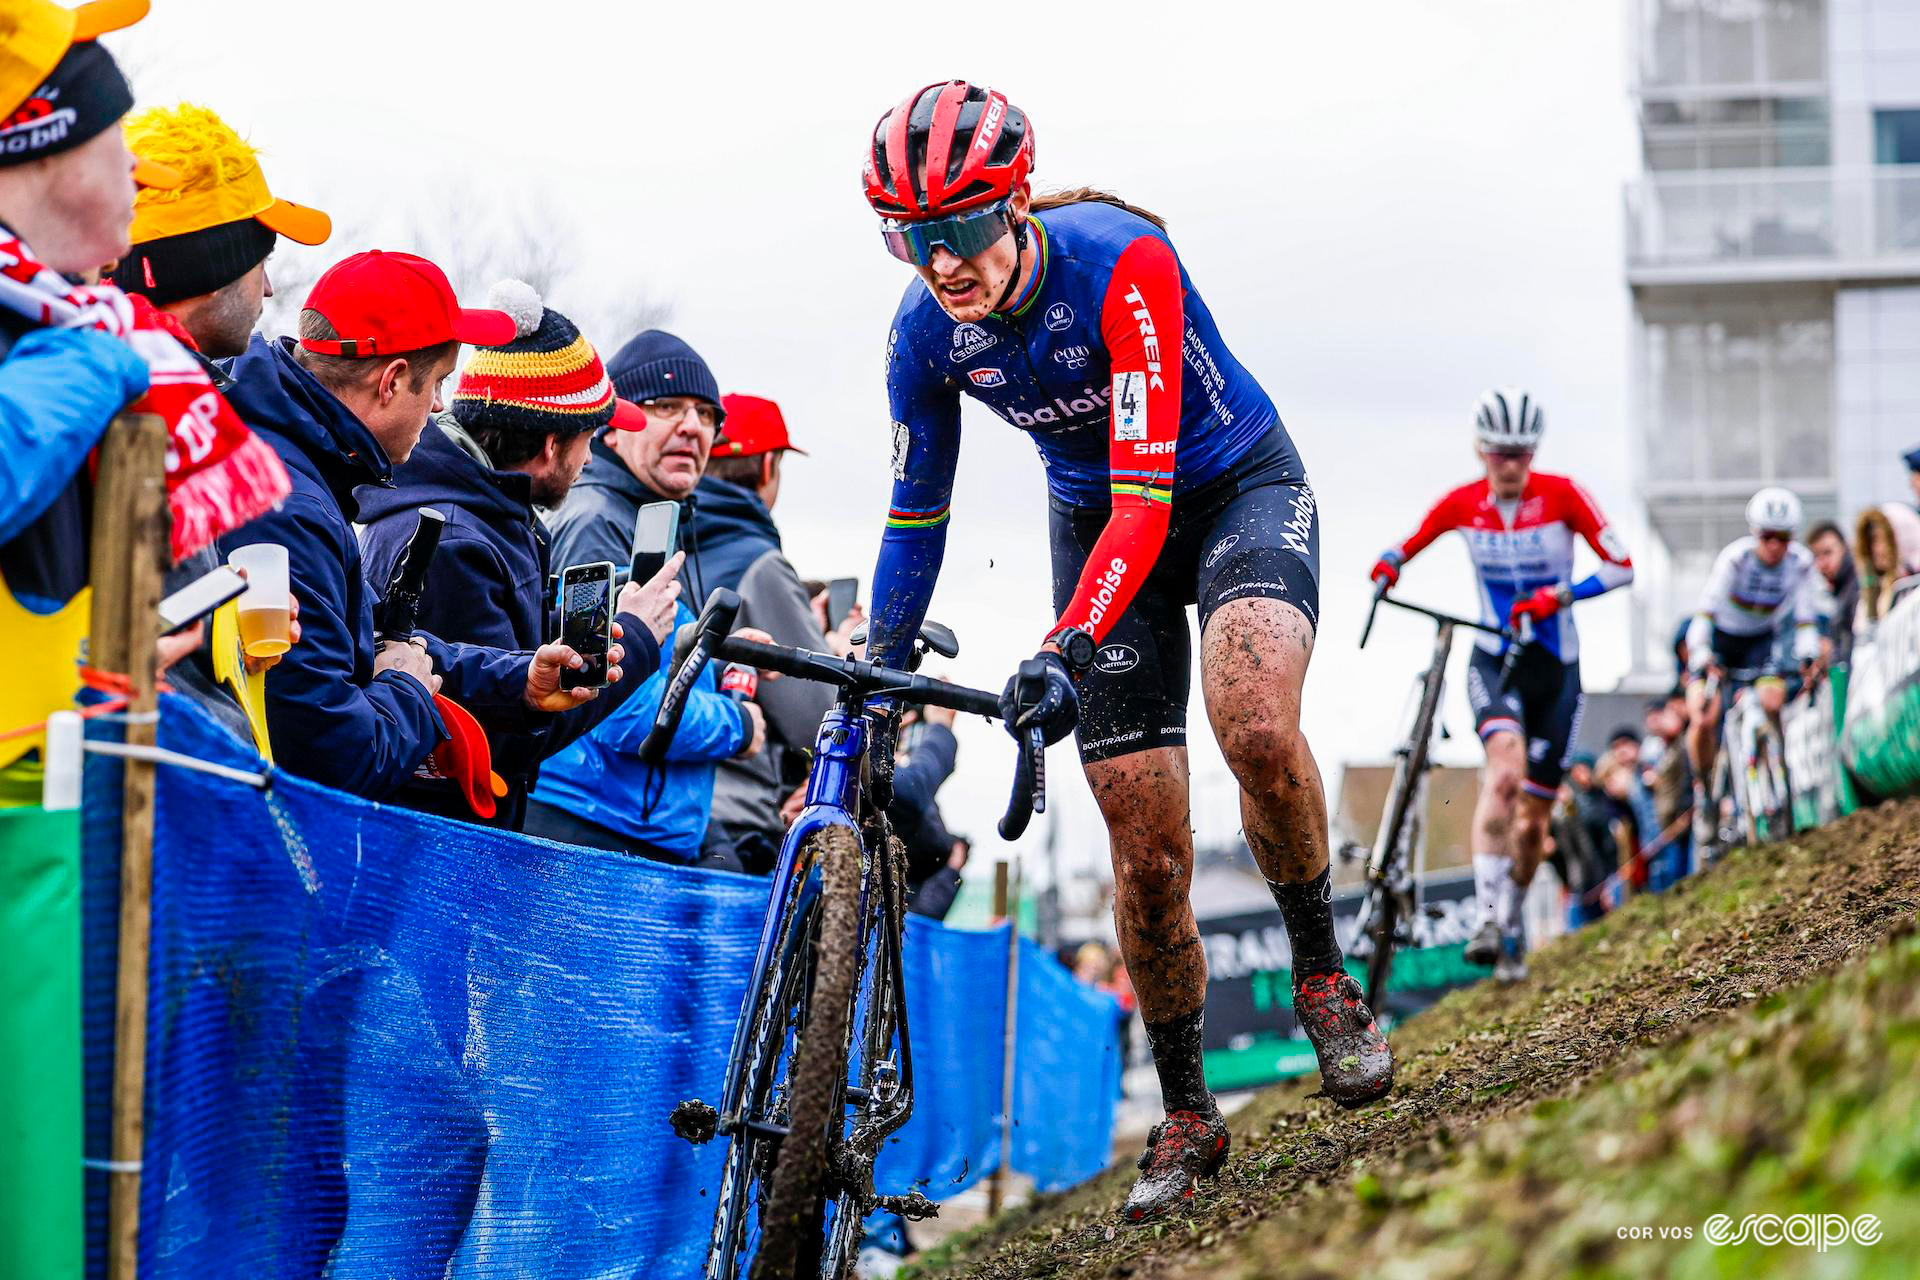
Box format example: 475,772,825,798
641,398,719,430
878,199,1015,266
1755,530,1792,545
1486,448,1534,462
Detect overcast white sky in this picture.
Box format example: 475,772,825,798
110,0,1643,884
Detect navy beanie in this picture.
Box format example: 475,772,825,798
607,330,724,423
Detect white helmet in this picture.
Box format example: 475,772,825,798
1745,486,1803,534
1474,387,1545,451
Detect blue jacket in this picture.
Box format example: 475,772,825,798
0,318,150,611
220,336,534,799
533,439,749,858
357,417,658,828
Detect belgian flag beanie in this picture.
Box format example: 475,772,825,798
451,281,628,439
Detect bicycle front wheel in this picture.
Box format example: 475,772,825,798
752,824,864,1280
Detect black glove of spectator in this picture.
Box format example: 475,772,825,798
999,651,1079,747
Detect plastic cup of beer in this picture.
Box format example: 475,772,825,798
227,543,292,658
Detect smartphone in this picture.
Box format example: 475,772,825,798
158,566,248,635
559,561,615,690
826,577,859,631
630,500,681,586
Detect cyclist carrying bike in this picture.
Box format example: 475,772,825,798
1683,487,1821,848
1371,390,1633,982
862,80,1392,1223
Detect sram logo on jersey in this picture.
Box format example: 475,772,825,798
949,323,996,363
968,368,1006,387
1121,283,1166,392
1130,440,1174,455
1006,383,1113,428
1084,557,1129,629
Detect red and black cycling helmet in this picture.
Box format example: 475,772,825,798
864,80,1034,220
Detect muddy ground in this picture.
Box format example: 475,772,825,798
903,798,1920,1280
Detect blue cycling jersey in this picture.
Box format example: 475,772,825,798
870,200,1302,665
882,201,1288,508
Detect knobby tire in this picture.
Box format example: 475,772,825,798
752,825,864,1280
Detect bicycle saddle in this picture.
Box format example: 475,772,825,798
848,620,960,660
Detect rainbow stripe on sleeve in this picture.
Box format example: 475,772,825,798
886,502,951,530
1109,469,1173,505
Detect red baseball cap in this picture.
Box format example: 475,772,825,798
300,250,517,357
713,394,808,459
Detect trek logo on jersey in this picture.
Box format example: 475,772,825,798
891,421,910,480
1051,344,1090,370
1044,302,1075,332
1085,557,1130,629
968,367,1007,387
1114,372,1148,441
1006,383,1113,429
1205,534,1240,568
1120,283,1166,392
1095,643,1139,674
1280,485,1317,557
949,323,996,363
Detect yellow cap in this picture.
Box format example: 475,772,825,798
0,0,149,119
126,102,331,246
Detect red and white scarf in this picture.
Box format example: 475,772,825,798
0,226,289,562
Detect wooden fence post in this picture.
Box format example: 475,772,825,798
88,415,170,1280
987,859,1020,1216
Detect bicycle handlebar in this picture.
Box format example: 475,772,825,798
639,588,1043,840
1361,588,1512,648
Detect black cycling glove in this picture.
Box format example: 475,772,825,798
999,651,1079,746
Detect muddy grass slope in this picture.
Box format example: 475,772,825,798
906,798,1920,1280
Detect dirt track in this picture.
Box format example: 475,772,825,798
904,799,1920,1279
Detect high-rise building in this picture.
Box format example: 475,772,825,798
1625,0,1920,666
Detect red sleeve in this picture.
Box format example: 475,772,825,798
1397,485,1471,561
1049,235,1183,643
1558,475,1633,569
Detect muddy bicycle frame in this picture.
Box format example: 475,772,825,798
1355,587,1523,1009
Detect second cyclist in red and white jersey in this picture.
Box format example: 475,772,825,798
1372,389,1633,980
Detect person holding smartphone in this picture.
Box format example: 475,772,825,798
693,393,860,873
359,283,682,830
527,331,769,864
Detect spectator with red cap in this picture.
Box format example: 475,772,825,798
218,251,632,800
357,280,681,829
694,392,859,872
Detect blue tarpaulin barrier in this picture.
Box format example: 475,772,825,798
81,696,1120,1277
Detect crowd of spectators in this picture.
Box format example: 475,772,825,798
0,3,969,916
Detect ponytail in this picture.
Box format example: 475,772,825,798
1029,186,1169,232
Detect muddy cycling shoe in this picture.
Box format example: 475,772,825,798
1464,918,1502,968
1293,971,1395,1107
1121,1107,1230,1224
1494,934,1529,984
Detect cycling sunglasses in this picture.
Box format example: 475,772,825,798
1754,529,1792,544
878,199,1014,266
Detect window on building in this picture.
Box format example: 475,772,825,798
1637,0,1826,92
1875,110,1920,165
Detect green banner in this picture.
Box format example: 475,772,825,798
1841,595,1920,803
0,804,82,1280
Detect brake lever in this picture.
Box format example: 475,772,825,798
998,725,1044,840
1497,614,1534,694
1359,581,1388,649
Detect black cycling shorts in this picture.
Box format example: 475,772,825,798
1048,430,1319,764
1465,644,1584,798
1707,625,1781,678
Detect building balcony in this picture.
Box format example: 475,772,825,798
1625,166,1920,285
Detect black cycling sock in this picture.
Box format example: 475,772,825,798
1268,867,1344,982
1142,1006,1214,1116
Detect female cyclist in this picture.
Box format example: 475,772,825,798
861,80,1393,1223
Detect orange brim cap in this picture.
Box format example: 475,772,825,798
132,156,178,189
254,196,331,246
71,0,150,41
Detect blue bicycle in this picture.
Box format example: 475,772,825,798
648,588,1048,1279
